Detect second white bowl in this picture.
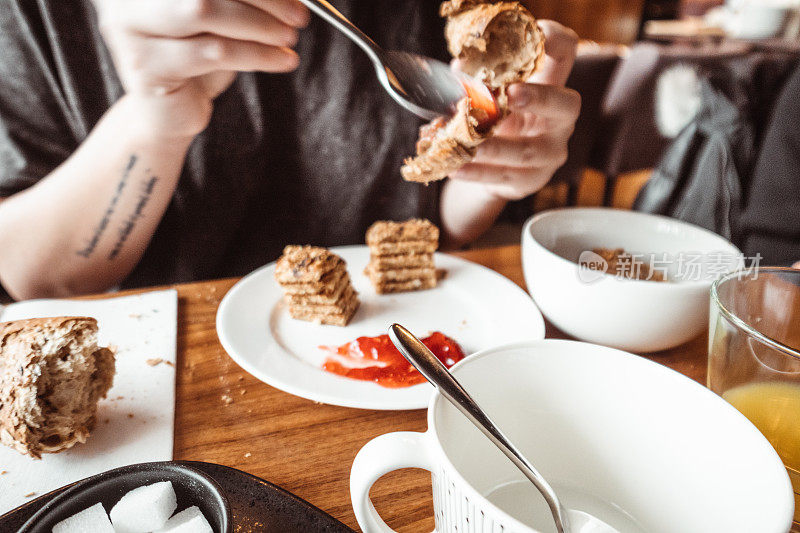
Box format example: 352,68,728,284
522,208,742,352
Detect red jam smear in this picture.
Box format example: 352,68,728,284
320,332,465,388
461,79,500,130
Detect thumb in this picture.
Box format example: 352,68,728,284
528,20,579,87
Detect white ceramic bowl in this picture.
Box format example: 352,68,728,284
352,341,794,532
522,208,742,352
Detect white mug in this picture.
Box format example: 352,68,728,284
350,341,794,533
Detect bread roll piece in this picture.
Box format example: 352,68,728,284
0,317,115,458
442,0,545,89
401,0,545,184
401,97,490,184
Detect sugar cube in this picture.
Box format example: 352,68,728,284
154,505,213,533
52,502,115,533
110,481,177,533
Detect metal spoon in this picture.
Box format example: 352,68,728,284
298,0,487,121
388,324,619,533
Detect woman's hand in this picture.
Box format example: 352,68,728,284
450,20,580,200
93,0,309,138
440,20,580,247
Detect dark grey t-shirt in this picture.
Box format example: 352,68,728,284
0,0,446,290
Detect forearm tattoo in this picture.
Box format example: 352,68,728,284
108,175,158,260
76,154,159,260
76,155,137,258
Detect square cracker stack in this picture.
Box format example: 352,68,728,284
365,219,439,294
275,246,359,326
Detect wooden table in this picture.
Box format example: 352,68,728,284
148,244,708,532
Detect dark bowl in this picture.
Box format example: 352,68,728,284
18,461,231,533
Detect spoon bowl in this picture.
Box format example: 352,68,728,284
298,0,485,120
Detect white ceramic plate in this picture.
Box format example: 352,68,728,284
216,246,544,410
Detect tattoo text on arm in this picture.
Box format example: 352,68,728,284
76,155,137,258
107,175,158,260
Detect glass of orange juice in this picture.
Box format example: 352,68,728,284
709,267,800,531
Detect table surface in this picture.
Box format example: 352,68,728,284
131,244,708,532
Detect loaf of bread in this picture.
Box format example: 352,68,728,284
0,317,116,458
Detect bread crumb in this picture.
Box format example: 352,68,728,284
164,361,175,367
128,313,142,319
146,358,164,366
244,452,251,458
23,492,35,498
0,470,7,475
221,394,233,405
127,413,134,418
116,396,125,400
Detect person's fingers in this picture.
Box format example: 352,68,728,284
235,0,310,27
493,107,577,138
116,34,299,91
473,135,568,169
196,70,239,98
101,0,301,46
529,20,578,87
505,83,581,123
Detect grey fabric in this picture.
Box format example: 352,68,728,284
0,0,445,292
634,55,800,265
633,76,754,240
740,63,800,265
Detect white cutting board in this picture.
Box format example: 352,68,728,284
0,289,177,513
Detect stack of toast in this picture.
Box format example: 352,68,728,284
275,246,359,326
364,219,439,294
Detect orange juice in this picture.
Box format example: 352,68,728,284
723,382,800,525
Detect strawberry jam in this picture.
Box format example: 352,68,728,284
462,79,500,131
321,332,465,388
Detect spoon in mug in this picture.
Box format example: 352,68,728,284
297,0,493,121
388,324,619,533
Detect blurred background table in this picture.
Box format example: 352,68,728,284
158,244,708,532
466,0,800,251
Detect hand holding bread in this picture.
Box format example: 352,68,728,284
402,0,580,202
453,20,581,201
